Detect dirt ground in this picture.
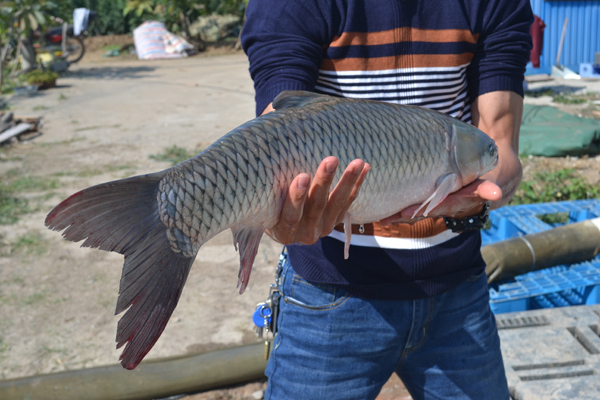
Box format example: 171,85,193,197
0,39,599,400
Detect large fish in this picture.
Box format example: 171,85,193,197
45,91,498,369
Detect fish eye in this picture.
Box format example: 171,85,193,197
488,144,497,157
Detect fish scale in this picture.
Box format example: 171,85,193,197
45,90,498,370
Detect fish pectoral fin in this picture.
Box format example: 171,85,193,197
411,173,460,218
231,225,264,294
273,91,333,110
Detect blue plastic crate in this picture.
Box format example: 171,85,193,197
482,199,600,246
484,200,600,314
579,63,600,78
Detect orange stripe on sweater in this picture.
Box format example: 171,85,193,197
330,28,479,47
320,53,474,71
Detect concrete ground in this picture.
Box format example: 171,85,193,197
1,53,412,399
2,53,280,379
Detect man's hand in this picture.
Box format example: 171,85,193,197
267,157,370,245
380,179,502,225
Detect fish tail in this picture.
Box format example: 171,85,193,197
45,172,195,370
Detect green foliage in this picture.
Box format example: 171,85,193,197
204,0,248,16
1,0,247,37
149,145,199,166
537,212,570,225
23,69,58,85
123,0,154,18
122,0,247,34
2,0,52,34
525,89,600,105
552,94,588,105
1,69,25,93
0,1,72,93
71,0,146,35
510,168,600,205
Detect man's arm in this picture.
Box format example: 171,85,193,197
471,90,523,208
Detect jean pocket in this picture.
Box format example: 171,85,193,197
285,273,351,311
465,270,486,282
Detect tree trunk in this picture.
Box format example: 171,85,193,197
180,11,205,52
19,36,37,72
0,27,15,94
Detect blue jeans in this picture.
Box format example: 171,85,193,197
264,258,509,400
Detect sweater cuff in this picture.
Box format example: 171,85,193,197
255,80,313,116
470,74,525,100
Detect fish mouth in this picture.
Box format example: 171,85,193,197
481,143,499,176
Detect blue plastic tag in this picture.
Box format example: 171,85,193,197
252,304,272,328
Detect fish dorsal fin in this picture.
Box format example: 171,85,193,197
273,91,332,110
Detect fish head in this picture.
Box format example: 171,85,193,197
451,123,499,185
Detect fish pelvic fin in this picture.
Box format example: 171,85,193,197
45,171,195,370
411,173,460,218
343,212,352,260
231,225,264,294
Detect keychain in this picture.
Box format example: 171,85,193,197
252,250,285,360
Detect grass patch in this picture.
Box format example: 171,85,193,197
0,337,7,361
12,232,47,256
1,70,26,94
0,189,32,225
53,164,134,178
0,170,59,225
37,137,86,148
33,105,49,111
537,212,570,225
510,168,600,206
149,145,201,166
552,94,588,105
41,345,63,354
525,89,600,105
23,291,46,306
102,44,122,52
74,124,121,132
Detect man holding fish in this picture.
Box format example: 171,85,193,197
242,0,533,398
45,0,533,395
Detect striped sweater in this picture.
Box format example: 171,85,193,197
242,0,533,300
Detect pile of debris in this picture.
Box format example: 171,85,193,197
0,112,43,145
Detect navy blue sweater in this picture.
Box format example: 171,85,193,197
242,0,532,300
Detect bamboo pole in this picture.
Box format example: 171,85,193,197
0,342,268,400
555,18,568,67
484,218,600,283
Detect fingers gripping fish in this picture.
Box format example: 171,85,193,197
45,91,498,369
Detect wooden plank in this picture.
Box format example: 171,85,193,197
0,123,32,143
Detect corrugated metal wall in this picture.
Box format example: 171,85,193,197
528,0,600,74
